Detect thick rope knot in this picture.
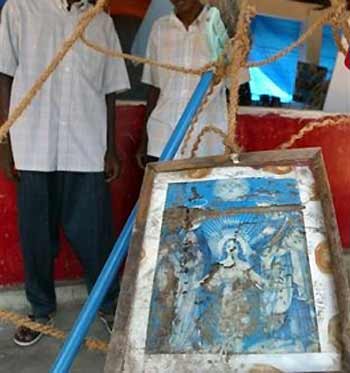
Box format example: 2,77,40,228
225,1,255,155
330,1,348,29
213,58,228,84
183,2,256,159
330,0,350,47
329,1,349,56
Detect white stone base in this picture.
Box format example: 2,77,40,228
0,281,87,311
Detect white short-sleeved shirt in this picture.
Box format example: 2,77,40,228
324,36,350,113
0,0,130,172
142,6,249,158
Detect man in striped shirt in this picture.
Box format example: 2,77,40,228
0,0,130,346
136,0,249,166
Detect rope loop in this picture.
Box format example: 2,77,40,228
1,0,350,158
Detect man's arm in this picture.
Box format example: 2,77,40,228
0,73,12,122
136,85,160,168
137,21,161,168
104,92,120,183
0,73,17,181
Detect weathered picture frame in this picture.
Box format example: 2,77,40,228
106,148,350,373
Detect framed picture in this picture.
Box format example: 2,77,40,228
106,148,350,373
293,62,328,110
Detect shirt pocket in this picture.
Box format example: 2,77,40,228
192,33,212,66
73,39,105,93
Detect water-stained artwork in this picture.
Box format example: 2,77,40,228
107,149,347,373
146,177,319,354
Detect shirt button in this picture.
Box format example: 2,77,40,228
64,67,71,73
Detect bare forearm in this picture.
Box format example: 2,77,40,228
0,73,17,180
142,86,160,141
0,73,13,127
104,93,121,181
136,86,160,166
106,92,117,156
146,86,160,120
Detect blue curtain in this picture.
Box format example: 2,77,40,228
249,15,302,103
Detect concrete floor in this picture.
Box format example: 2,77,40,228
0,303,108,373
0,256,349,373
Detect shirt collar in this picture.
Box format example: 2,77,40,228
56,0,89,12
170,5,209,30
196,6,210,24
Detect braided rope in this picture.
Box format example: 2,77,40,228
332,26,347,56
0,2,349,361
246,6,344,68
190,125,230,158
180,75,222,157
0,309,109,353
184,2,255,158
225,1,254,154
0,0,347,149
80,35,216,76
279,116,350,149
80,5,343,72
278,1,350,150
332,0,350,46
189,2,349,157
342,20,350,46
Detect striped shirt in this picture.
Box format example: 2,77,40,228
0,0,130,172
142,6,249,158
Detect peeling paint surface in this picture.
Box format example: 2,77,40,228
120,164,341,372
146,177,319,355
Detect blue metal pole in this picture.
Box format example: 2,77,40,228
50,71,214,373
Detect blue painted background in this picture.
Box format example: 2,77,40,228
165,177,301,210
146,177,319,354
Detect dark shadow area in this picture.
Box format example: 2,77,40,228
113,15,149,102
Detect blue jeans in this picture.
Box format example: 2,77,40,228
17,171,119,318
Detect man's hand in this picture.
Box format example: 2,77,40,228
104,151,121,183
0,73,15,180
136,140,147,169
0,141,18,181
136,86,160,169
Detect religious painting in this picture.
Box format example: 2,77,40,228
106,148,350,373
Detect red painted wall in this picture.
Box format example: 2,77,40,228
238,112,350,250
1,107,349,286
109,0,150,18
0,105,146,286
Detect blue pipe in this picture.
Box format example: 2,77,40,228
50,71,214,373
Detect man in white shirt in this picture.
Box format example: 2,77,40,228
136,0,249,166
0,0,130,346
324,37,350,113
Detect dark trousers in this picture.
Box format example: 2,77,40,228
17,171,118,318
